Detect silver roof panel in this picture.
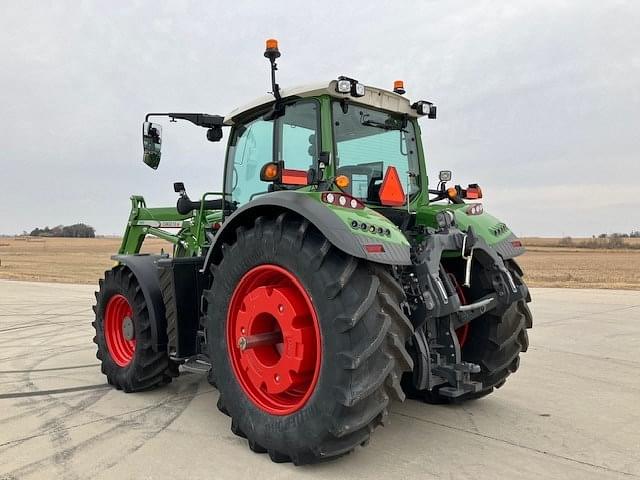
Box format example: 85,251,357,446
223,80,422,124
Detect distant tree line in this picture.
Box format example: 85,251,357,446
29,223,95,238
597,231,640,238
558,231,640,249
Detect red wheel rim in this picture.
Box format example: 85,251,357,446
227,264,322,415
450,276,470,347
104,294,136,367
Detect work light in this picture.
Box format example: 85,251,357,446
411,100,437,119
335,76,365,97
336,79,351,93
353,82,365,97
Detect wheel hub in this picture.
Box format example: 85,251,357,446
227,265,321,415
122,316,135,341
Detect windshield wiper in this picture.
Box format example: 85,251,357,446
360,112,408,131
361,119,400,131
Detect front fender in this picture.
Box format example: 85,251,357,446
111,254,168,352
417,203,525,259
206,191,411,268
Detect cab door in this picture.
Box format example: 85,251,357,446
224,99,320,205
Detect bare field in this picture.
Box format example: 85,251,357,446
0,236,166,284
0,236,638,289
517,246,640,290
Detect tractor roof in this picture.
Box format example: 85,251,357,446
223,80,423,125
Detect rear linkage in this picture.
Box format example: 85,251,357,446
398,215,528,399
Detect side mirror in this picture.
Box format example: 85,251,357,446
142,122,163,169
439,170,452,182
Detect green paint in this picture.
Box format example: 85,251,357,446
306,192,409,246
414,203,512,246
119,194,223,257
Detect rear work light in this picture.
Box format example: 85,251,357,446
335,76,365,97
321,192,364,209
411,100,437,119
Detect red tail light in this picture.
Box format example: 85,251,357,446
281,168,308,185
364,244,385,253
465,184,482,199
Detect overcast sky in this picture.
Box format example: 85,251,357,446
1,1,638,237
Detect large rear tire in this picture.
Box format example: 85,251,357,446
206,213,413,464
93,265,176,392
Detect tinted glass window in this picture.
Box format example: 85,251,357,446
226,100,320,205
332,102,420,203
278,101,319,172
226,117,273,205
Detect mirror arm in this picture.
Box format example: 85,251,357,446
145,113,225,128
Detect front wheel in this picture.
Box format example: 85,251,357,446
206,214,413,464
93,266,176,392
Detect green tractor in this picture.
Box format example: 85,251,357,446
93,39,532,464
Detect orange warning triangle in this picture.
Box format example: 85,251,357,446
379,166,406,206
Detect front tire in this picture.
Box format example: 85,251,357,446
206,214,413,464
93,266,175,392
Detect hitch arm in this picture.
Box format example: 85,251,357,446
451,294,497,330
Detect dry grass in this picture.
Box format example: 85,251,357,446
518,246,640,290
0,236,167,284
0,236,638,290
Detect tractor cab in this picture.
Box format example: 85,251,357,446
221,74,434,212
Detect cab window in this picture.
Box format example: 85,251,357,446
332,102,420,204
225,117,273,205
226,100,320,205
276,101,319,173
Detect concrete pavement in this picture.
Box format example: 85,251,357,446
0,279,639,479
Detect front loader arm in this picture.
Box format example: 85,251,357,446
119,195,224,256
119,196,190,255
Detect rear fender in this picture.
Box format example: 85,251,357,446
203,191,411,272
